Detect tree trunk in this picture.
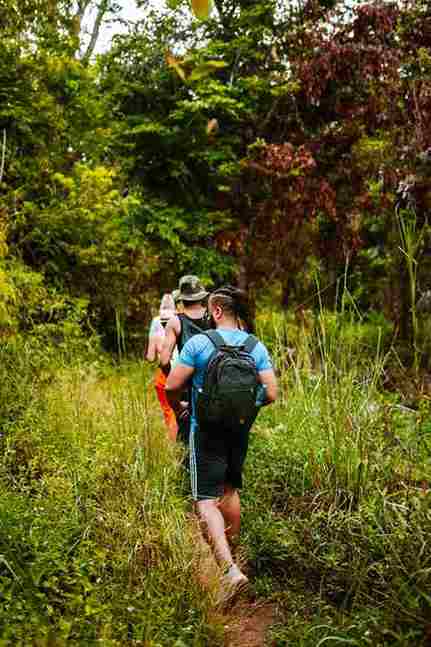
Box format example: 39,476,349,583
82,0,109,62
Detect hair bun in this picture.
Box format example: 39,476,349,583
210,284,254,333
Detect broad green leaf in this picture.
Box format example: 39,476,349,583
166,52,225,83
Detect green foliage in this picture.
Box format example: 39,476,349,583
23,164,145,300
2,0,431,354
242,314,431,645
2,1,430,644
0,363,222,645
0,305,430,644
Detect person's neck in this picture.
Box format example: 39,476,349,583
184,303,205,318
216,316,238,331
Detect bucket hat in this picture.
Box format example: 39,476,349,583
178,275,208,302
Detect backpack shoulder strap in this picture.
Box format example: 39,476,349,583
204,329,225,350
177,313,185,334
188,320,207,336
243,334,259,354
178,314,207,349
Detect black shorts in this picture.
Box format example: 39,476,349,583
190,423,250,501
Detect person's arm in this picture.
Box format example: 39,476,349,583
159,316,180,373
257,368,278,405
146,336,158,362
146,317,163,362
165,364,194,415
254,341,278,405
147,334,165,362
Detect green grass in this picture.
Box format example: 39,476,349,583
0,356,222,645
0,309,430,645
240,311,431,646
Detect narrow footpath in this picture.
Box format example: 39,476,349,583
224,600,278,647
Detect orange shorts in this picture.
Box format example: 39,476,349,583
154,369,177,431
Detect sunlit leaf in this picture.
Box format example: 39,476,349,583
166,52,225,83
165,51,186,81
189,60,227,81
191,0,212,20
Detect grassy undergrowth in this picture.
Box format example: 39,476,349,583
240,311,431,646
1,308,430,645
0,346,221,645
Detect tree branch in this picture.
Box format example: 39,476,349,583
82,0,109,62
76,0,93,21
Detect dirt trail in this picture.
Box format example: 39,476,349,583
191,523,278,646
224,599,278,647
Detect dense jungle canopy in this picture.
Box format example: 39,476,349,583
1,0,430,359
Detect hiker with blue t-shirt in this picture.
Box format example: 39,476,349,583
166,286,277,604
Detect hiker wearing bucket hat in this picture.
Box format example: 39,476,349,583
146,293,178,441
177,275,209,303
160,276,210,445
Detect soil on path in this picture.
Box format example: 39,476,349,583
223,599,278,647
155,381,282,647
191,524,278,647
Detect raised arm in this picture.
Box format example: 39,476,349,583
159,316,180,371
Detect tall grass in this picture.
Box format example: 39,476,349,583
256,305,393,500
396,206,425,376
1,304,429,645
0,358,222,645
245,307,431,645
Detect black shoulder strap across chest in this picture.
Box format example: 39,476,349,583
178,313,209,352
205,330,259,354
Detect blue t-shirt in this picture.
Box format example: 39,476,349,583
179,329,273,420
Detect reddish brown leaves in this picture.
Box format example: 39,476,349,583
353,2,399,40
244,143,334,222
249,143,316,177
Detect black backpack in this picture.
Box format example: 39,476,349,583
196,330,260,430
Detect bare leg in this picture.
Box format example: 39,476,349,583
167,417,178,443
196,499,234,569
218,485,241,548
